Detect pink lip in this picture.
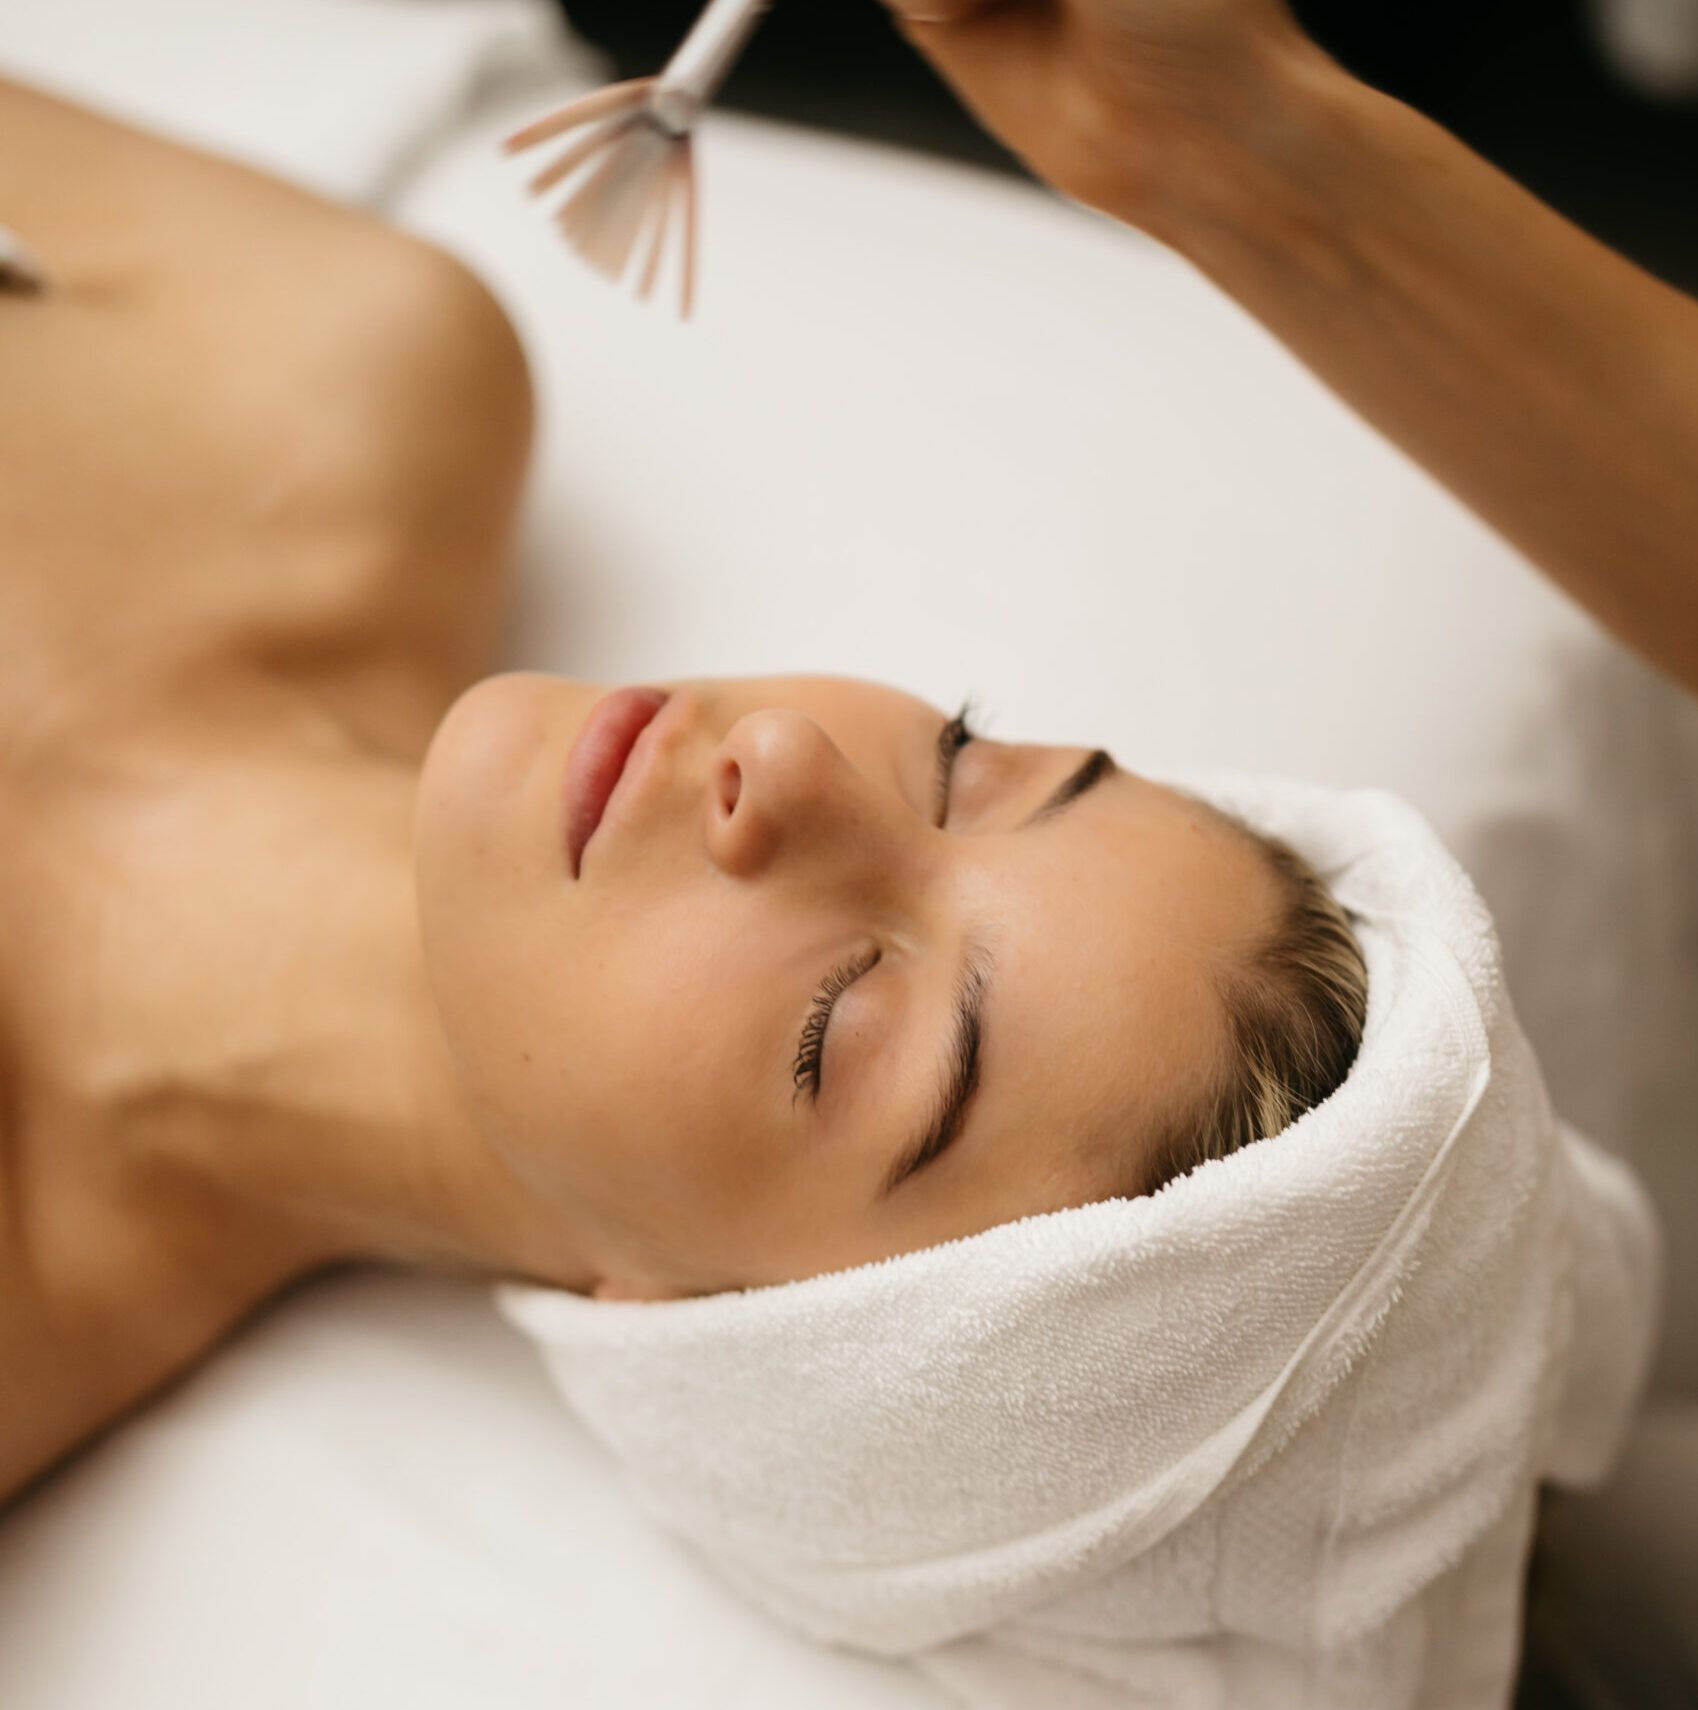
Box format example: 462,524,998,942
563,686,670,877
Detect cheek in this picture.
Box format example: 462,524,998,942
431,882,782,1210
567,919,805,1256
572,902,777,1150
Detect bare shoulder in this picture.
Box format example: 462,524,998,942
0,79,534,756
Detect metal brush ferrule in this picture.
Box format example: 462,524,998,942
649,0,771,134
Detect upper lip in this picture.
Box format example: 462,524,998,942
570,688,692,877
611,688,688,816
565,688,668,877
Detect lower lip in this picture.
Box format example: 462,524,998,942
563,686,670,877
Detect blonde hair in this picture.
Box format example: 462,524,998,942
1148,823,1369,1191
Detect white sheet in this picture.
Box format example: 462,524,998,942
2,8,1696,1706
0,1269,949,1710
0,0,595,202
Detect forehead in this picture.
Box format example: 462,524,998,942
956,776,1276,1212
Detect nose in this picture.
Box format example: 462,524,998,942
706,708,885,881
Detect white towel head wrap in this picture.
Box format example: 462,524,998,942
500,776,1659,1710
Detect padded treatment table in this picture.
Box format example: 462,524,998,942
2,6,1695,1704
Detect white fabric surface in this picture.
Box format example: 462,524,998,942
0,6,1695,1707
0,1269,950,1710
0,0,595,202
501,776,1660,1709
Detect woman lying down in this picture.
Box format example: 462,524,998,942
3,0,1695,1700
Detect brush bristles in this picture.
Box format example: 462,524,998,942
504,78,699,319
503,78,655,153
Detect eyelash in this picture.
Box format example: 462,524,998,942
794,946,880,1102
794,705,977,1104
933,703,977,829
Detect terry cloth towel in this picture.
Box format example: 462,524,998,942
499,776,1660,1710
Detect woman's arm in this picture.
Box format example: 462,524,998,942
885,2,1698,691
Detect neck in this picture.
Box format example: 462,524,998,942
285,927,596,1293
176,755,598,1299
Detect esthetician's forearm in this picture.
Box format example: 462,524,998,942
1140,52,1698,691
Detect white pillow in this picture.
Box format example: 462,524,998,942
0,0,596,202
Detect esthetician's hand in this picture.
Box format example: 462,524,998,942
878,0,1698,698
876,0,1322,237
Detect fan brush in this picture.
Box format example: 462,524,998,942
504,0,772,317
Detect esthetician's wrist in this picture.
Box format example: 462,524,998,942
1098,29,1360,269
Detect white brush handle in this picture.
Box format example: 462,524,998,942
650,0,771,132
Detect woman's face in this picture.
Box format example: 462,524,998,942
416,676,1277,1297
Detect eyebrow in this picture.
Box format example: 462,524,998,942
1020,748,1116,828
873,747,1110,1195
881,954,990,1197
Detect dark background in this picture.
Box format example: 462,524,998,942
556,0,1698,290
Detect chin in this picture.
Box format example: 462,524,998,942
415,674,594,910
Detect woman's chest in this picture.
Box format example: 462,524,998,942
0,705,418,1212
0,710,421,1500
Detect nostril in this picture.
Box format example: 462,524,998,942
717,758,742,817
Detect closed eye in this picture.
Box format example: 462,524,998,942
793,946,879,1104
792,707,974,1107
